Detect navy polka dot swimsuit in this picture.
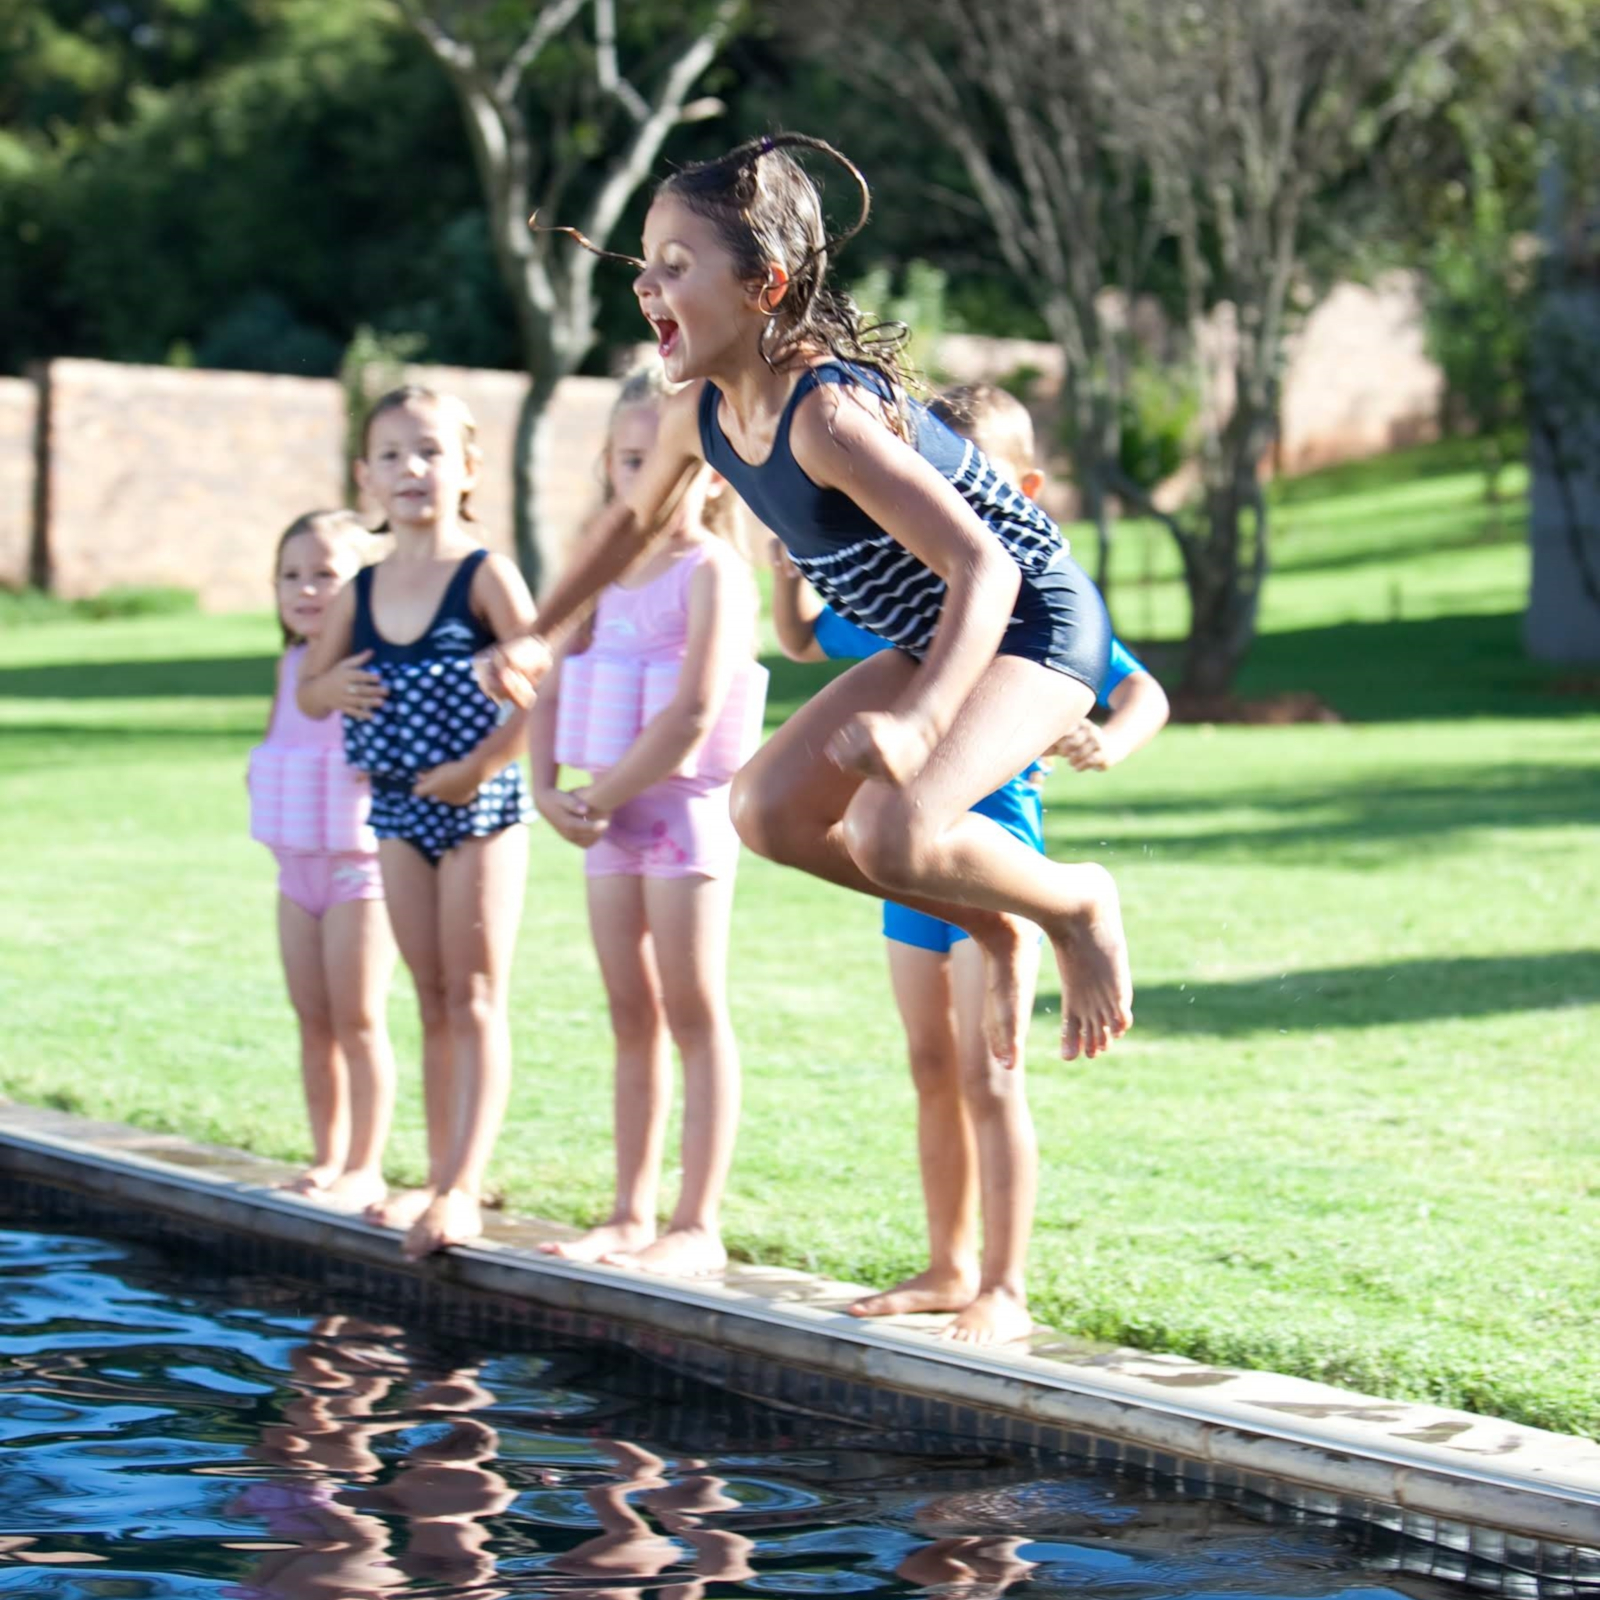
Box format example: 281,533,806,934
343,548,530,865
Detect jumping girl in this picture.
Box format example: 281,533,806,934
485,134,1133,1066
531,365,760,1279
299,386,535,1259
251,511,396,1210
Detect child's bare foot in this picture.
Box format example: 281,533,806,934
940,1286,1034,1346
316,1168,388,1213
539,1219,656,1263
965,912,1032,1068
365,1186,434,1230
604,1225,727,1279
848,1266,980,1318
1046,863,1132,1060
281,1162,341,1196
403,1187,483,1259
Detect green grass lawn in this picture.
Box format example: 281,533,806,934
2,442,1598,1438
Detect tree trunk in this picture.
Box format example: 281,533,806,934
512,369,562,594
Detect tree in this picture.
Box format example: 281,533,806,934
394,0,740,588
822,0,1490,697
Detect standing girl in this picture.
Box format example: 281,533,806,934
532,366,761,1279
485,133,1133,1067
250,510,397,1211
299,387,536,1259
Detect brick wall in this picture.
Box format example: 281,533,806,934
0,281,1446,609
42,361,346,610
0,377,36,588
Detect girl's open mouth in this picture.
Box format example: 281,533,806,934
654,317,681,358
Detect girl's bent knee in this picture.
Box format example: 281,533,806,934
843,794,927,894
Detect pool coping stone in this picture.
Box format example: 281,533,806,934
1,1101,1596,1550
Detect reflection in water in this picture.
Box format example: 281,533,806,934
0,1225,1590,1600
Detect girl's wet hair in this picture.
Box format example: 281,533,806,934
360,385,481,526
545,133,912,426
273,508,373,646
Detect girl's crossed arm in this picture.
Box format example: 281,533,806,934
482,385,705,707
789,388,1021,784
768,537,827,663
529,645,607,848
296,584,387,720
578,546,754,819
414,553,537,805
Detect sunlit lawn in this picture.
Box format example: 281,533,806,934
2,440,1597,1437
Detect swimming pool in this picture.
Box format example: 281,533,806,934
0,1221,1589,1599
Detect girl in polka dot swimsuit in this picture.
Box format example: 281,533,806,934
299,386,536,1260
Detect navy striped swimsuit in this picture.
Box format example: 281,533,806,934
698,361,1110,690
343,548,530,865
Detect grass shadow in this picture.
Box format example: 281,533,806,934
1053,950,1600,1035
0,655,277,701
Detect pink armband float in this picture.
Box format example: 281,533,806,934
248,746,377,853
555,655,769,782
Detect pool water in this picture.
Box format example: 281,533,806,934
0,1224,1578,1599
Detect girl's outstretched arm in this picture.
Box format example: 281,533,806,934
789,388,1020,783
579,544,754,816
1055,669,1170,772
296,584,387,720
413,553,535,804
483,384,706,707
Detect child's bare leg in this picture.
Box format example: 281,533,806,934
732,652,1036,1045
605,874,738,1279
850,944,980,1317
842,655,1131,1065
321,898,398,1211
942,935,1039,1345
277,895,348,1193
406,825,528,1259
368,841,448,1230
543,876,670,1262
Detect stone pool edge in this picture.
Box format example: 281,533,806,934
1,1102,1596,1549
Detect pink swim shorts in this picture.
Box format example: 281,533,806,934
584,778,741,880
273,849,385,918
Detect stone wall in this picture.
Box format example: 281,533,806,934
0,377,36,589
0,281,1448,610
42,361,346,610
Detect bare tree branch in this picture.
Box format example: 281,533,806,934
594,0,651,122
496,0,589,104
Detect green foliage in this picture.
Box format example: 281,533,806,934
339,323,426,493
1116,358,1198,495
0,585,198,625
848,259,959,381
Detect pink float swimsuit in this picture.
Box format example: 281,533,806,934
556,543,766,880
248,644,384,916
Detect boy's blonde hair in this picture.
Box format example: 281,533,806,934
273,508,374,645
928,383,1037,480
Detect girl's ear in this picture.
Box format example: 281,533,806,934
463,442,483,490
353,457,371,493
755,263,790,315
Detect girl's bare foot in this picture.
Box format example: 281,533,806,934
940,1286,1034,1346
317,1169,388,1213
539,1219,656,1263
604,1225,727,1279
281,1163,341,1196
1046,863,1133,1060
403,1187,483,1259
365,1186,434,1230
848,1267,980,1319
965,913,1032,1068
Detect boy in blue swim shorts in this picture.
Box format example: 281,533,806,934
769,383,1169,1345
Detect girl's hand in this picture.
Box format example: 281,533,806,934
1051,721,1119,772
413,759,482,806
328,651,388,718
475,636,553,708
536,786,608,848
827,710,938,786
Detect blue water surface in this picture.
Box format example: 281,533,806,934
0,1223,1557,1599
